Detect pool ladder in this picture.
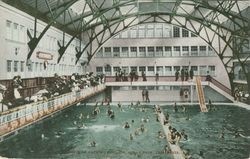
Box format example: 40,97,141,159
195,76,208,112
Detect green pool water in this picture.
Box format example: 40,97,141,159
0,104,249,159
162,105,250,159
0,104,169,159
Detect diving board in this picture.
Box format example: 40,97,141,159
155,106,185,159
195,76,208,112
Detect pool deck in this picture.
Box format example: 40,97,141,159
86,101,250,110
155,105,185,159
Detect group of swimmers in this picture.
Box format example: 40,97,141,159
155,105,188,145
121,106,149,141
168,126,188,144
127,123,147,141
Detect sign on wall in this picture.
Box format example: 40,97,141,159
36,52,53,60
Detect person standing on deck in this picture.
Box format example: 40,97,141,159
155,72,159,84
142,89,146,102
181,68,185,82
175,70,179,81
145,89,150,103
189,68,194,80
185,69,189,81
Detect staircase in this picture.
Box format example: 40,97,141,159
195,76,208,112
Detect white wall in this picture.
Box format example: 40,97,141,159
110,86,230,103
89,33,231,88
0,2,85,80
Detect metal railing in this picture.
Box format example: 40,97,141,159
209,77,232,95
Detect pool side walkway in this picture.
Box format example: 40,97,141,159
155,105,185,159
86,102,250,110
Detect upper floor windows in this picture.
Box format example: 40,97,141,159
95,45,216,58
113,23,199,39
182,29,189,37
173,26,180,38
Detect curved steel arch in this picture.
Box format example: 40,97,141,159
55,0,249,63
4,0,248,60
76,14,233,89
76,11,249,93
4,0,249,93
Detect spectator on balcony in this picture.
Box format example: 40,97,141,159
155,72,159,84
115,71,119,81
181,69,185,82
205,71,212,82
175,70,179,81
130,70,134,84
185,69,189,81
142,70,147,81
13,76,22,99
189,68,194,80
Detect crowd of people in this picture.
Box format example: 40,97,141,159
175,68,194,81
234,87,249,103
115,68,151,83
0,72,105,111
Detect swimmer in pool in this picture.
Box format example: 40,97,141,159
77,124,87,129
173,102,178,112
182,105,186,113
124,122,130,129
165,112,169,120
140,108,146,112
136,101,140,106
181,129,188,140
130,133,133,140
130,102,134,107
41,134,48,140
164,145,170,154
158,131,165,139
219,132,224,139
90,141,96,147
110,112,115,119
118,102,121,108
55,130,65,136
140,124,145,133
141,118,145,123
79,113,83,119
156,105,161,113
107,108,113,116
134,129,140,135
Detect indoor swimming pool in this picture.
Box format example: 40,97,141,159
0,104,249,159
